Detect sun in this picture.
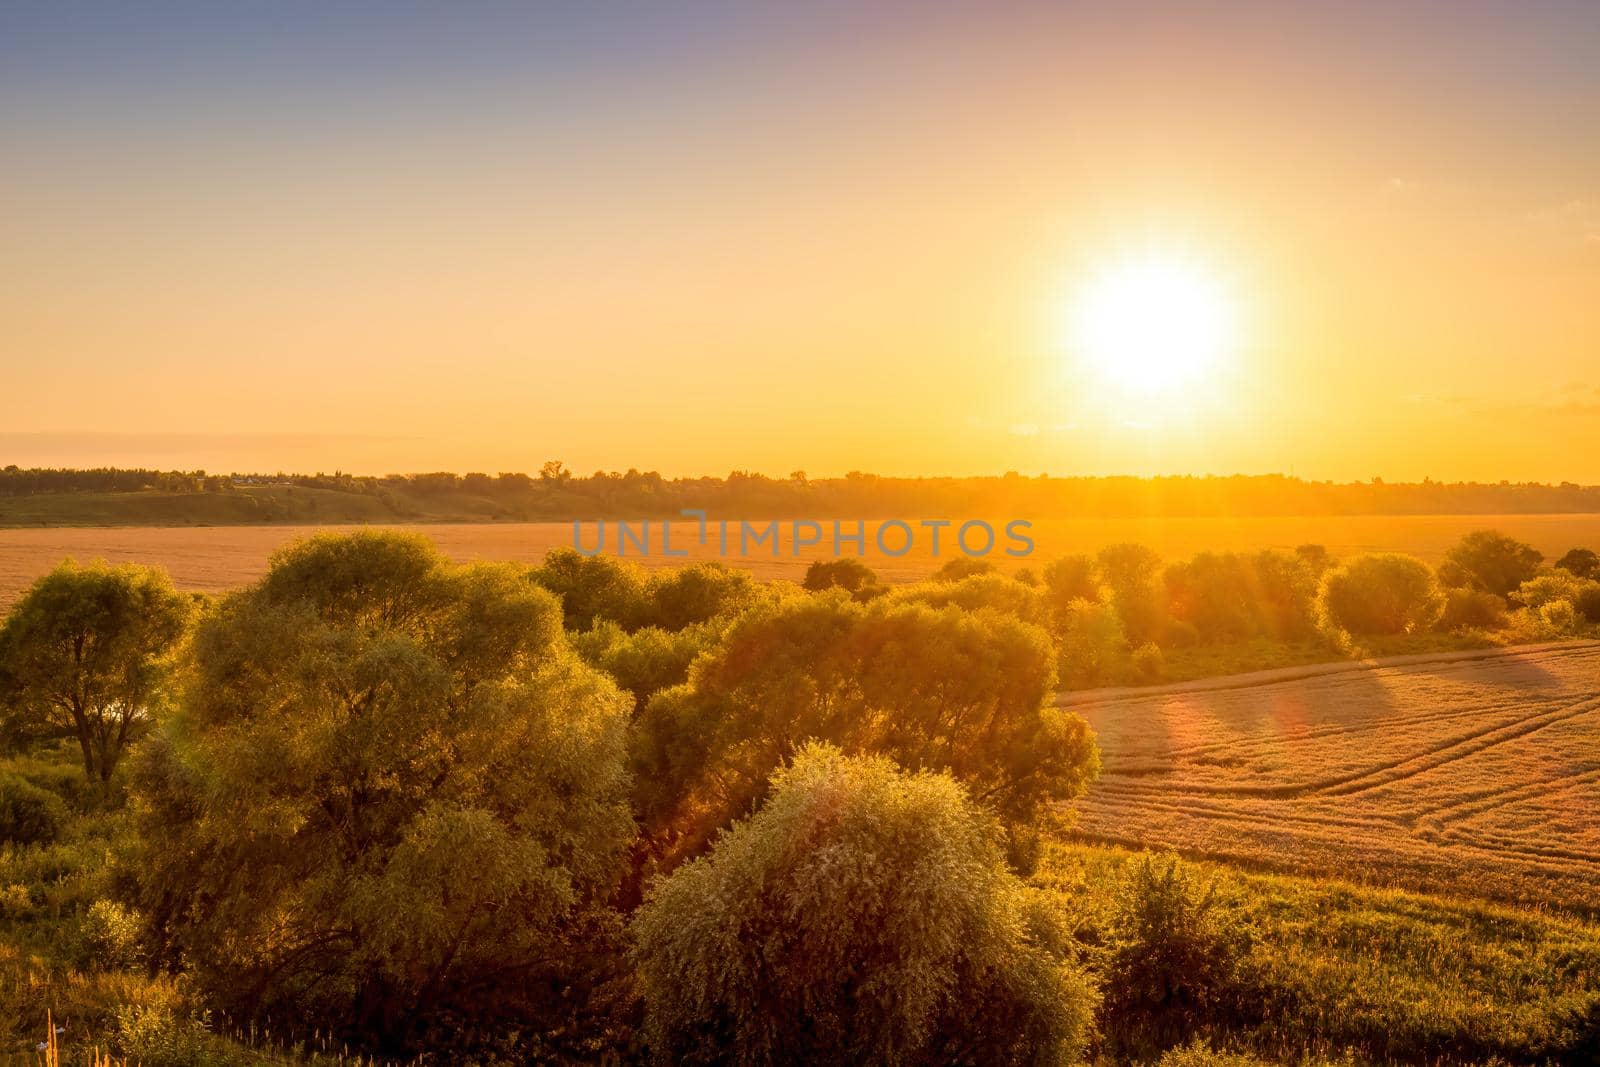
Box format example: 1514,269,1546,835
1069,252,1239,397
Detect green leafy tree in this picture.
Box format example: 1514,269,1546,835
1440,530,1543,597
570,618,722,706
0,560,190,788
1041,554,1102,631
1316,553,1442,636
631,744,1097,1065
1515,572,1589,611
129,533,635,1053
530,547,648,631
632,594,1096,870
890,573,1050,627
1163,550,1318,643
1057,598,1127,687
641,561,759,630
1097,543,1166,644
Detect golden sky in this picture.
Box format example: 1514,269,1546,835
2,3,1598,481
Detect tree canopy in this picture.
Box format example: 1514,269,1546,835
0,560,190,787
129,532,635,1051
632,593,1097,870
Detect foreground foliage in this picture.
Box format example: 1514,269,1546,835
128,533,636,1053
632,745,1097,1065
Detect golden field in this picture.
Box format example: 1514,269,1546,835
6,513,1600,610
1065,642,1600,912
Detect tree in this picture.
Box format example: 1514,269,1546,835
930,556,996,583
129,533,635,1053
890,573,1050,627
1316,553,1442,636
1294,543,1332,576
1162,550,1318,643
570,618,723,706
802,557,879,594
1555,547,1600,580
1057,598,1127,687
1440,530,1543,597
1097,543,1166,644
632,594,1097,870
642,561,759,630
0,560,190,788
631,744,1097,1065
1041,555,1102,627
530,547,648,631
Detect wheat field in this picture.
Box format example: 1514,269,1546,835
1064,641,1600,912
5,513,1600,610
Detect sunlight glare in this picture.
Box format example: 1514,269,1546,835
1070,253,1239,397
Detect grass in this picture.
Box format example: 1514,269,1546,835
1038,840,1600,1064
1152,632,1502,687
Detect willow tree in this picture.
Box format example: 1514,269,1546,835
130,532,634,1052
632,593,1098,872
632,744,1097,1065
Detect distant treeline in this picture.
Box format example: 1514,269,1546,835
6,463,1600,518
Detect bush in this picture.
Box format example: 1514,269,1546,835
1576,582,1600,623
114,1003,217,1067
1132,642,1165,682
1316,554,1442,636
1157,1042,1278,1067
1538,599,1580,637
1516,572,1588,610
1101,855,1252,1056
80,898,146,970
1295,543,1332,576
631,745,1097,1065
1058,598,1127,687
1439,587,1508,631
1440,530,1543,596
109,982,231,1067
0,882,33,919
7,756,94,809
0,773,67,845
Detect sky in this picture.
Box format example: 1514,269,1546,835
2,1,1598,481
